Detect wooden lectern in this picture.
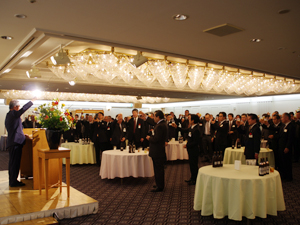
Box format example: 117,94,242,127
21,129,60,190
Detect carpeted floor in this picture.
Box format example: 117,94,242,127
0,150,299,224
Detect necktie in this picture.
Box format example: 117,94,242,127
229,121,232,131
134,118,136,133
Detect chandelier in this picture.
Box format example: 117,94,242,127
2,90,170,104
48,49,300,96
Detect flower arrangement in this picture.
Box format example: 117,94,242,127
36,99,74,131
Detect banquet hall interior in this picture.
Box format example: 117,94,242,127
0,0,300,224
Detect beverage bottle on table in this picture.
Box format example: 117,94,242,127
231,140,235,149
212,152,216,167
237,139,241,149
216,151,220,167
220,151,223,167
265,157,269,175
262,158,266,176
259,158,263,176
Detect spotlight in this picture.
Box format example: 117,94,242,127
50,48,71,65
26,66,41,78
130,52,148,68
32,90,42,98
69,80,76,86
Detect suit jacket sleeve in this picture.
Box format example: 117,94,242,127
254,126,261,154
12,101,33,118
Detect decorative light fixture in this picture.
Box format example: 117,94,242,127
130,51,148,68
26,66,41,78
172,14,188,21
69,80,76,86
48,48,300,96
2,90,170,104
50,46,71,65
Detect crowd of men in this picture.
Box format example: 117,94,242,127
60,108,299,183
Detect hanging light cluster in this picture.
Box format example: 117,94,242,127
2,90,170,103
48,49,300,96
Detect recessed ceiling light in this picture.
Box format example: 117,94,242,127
21,51,33,58
69,81,75,86
251,38,262,43
278,9,290,14
1,36,13,40
172,14,188,21
3,69,11,73
14,14,27,19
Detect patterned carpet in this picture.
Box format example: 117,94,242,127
0,150,299,224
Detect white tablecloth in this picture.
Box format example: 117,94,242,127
61,142,96,165
99,149,154,179
165,141,189,161
0,135,7,151
194,165,285,221
224,147,275,167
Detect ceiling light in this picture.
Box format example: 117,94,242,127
173,14,188,21
1,36,13,40
251,38,262,42
50,48,71,65
21,51,32,58
14,14,27,19
3,68,11,73
33,90,42,98
26,66,41,78
69,80,76,86
130,52,148,68
278,9,290,14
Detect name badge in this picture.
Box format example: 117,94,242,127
249,134,253,138
169,123,172,126
188,132,192,137
200,124,203,126
138,124,141,129
102,122,104,125
220,124,223,127
232,125,235,127
123,128,126,132
284,129,287,133
152,130,155,136
107,127,110,130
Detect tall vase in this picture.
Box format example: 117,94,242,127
45,129,62,150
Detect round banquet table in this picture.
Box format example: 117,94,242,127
223,147,275,167
99,149,154,179
0,135,8,151
165,140,189,161
194,165,285,221
61,142,96,165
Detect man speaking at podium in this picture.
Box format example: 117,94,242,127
5,99,35,187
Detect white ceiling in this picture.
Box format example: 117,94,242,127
0,0,299,102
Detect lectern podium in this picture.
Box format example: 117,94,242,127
21,129,60,190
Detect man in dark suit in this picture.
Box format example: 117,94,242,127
202,113,215,162
93,112,109,166
83,115,94,140
111,114,127,149
262,114,282,170
238,113,249,146
143,110,167,192
5,99,35,187
227,113,237,147
179,110,190,140
278,113,294,181
237,114,261,160
175,114,201,185
74,114,82,139
127,109,145,148
143,113,154,149
166,114,177,141
212,112,229,155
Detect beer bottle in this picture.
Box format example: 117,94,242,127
217,151,220,167
212,152,217,167
220,151,223,167
265,157,269,175
259,158,263,176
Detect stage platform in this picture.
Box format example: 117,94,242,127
0,171,98,224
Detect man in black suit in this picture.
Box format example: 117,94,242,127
237,113,249,146
179,110,190,140
93,112,109,166
83,115,94,140
227,113,237,147
74,114,82,139
278,113,294,181
212,112,229,155
143,110,167,192
294,111,300,162
237,114,261,160
5,99,35,187
175,114,201,185
143,113,154,149
166,114,177,141
111,114,127,149
105,116,113,150
127,109,145,148
202,113,214,162
262,114,282,170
